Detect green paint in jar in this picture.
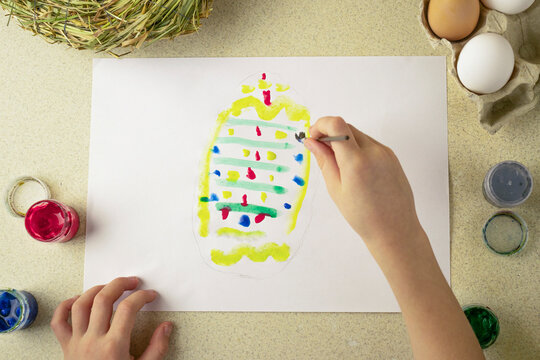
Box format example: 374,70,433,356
463,305,500,349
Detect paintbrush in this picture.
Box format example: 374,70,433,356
294,132,350,143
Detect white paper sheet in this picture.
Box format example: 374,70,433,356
86,57,448,312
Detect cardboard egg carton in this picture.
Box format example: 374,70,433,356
419,0,539,133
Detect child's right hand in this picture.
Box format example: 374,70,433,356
304,116,424,247
305,117,485,360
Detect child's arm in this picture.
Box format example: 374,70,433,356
304,116,485,360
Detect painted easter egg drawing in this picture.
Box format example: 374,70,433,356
194,73,314,278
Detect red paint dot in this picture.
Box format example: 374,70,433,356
241,194,248,207
263,90,271,106
256,126,261,136
246,167,256,180
255,213,268,223
255,151,261,161
262,73,266,80
221,207,230,220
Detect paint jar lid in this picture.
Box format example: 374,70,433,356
482,211,528,255
6,176,51,217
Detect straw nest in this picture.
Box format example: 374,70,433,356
0,0,212,56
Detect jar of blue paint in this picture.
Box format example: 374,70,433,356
483,161,533,208
0,289,38,333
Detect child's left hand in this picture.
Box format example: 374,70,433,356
51,276,172,360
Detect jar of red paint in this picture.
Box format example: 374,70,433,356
24,200,79,243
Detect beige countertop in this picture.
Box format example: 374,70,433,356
0,0,538,359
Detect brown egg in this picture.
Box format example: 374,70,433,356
427,0,480,41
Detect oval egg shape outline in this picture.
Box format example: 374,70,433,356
193,73,315,278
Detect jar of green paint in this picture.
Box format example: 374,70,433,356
463,304,500,349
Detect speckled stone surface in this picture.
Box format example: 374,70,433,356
0,1,538,359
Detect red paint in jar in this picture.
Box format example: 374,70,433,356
25,200,79,243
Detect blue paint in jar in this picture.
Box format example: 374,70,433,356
483,161,533,207
0,289,38,333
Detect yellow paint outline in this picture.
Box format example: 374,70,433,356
287,129,310,234
217,227,266,239
211,242,291,266
230,95,310,122
197,108,231,237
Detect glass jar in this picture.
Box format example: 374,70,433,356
25,199,80,243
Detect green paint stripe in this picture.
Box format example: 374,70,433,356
213,157,289,172
226,118,298,131
216,203,278,217
215,137,295,149
215,179,287,194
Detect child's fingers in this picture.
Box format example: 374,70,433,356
138,322,173,360
109,289,157,339
304,138,340,188
87,276,139,335
309,117,362,169
310,116,357,141
71,285,105,336
50,296,79,347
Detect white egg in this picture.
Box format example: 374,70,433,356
481,0,535,15
457,33,515,94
